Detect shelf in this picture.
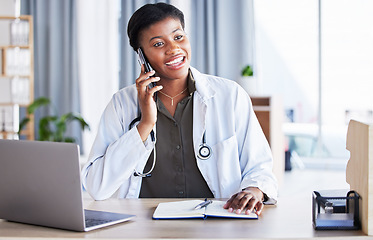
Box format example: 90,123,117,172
0,15,34,140
0,45,30,49
0,74,31,78
0,102,30,107
252,96,284,186
252,106,271,112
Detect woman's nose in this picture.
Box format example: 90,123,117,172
166,42,180,55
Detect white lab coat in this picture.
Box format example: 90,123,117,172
82,67,278,202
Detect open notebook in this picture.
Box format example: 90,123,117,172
153,200,258,219
0,139,135,231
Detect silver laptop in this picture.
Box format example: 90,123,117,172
0,139,135,231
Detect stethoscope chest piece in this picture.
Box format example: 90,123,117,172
197,131,211,160
198,143,211,160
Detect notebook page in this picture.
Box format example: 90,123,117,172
205,200,258,219
153,200,205,219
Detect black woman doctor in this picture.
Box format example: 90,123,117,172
81,2,278,215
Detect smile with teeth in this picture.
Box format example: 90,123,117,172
165,56,184,66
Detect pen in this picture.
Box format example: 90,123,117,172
194,199,213,210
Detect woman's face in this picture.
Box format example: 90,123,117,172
139,17,191,82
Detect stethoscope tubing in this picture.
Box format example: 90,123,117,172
129,116,211,177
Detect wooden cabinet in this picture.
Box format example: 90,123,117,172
0,15,34,140
251,96,284,185
346,120,373,235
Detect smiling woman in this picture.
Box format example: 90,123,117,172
81,2,278,217
137,17,191,117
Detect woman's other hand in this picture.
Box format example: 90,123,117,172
223,187,264,215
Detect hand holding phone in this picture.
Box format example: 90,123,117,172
135,48,160,142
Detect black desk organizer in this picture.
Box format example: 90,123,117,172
312,189,360,230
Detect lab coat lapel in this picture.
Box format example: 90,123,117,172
190,67,215,161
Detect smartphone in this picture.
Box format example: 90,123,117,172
137,48,154,75
137,48,157,99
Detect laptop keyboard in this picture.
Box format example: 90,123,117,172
85,218,114,228
84,209,135,230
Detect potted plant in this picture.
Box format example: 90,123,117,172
237,65,257,95
18,97,90,142
241,65,254,77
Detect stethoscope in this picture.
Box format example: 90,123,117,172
129,114,212,178
198,131,212,160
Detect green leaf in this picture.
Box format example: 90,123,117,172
61,112,90,130
38,116,57,141
241,65,253,77
27,97,51,114
55,118,67,141
18,117,30,133
19,97,90,143
63,137,76,143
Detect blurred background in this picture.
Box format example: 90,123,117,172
1,0,373,178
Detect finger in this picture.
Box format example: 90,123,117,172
147,85,163,98
140,64,145,74
225,192,248,213
137,75,159,92
235,193,253,214
223,194,237,209
256,201,264,215
144,76,161,91
136,69,156,84
245,196,262,214
136,65,146,88
246,200,264,215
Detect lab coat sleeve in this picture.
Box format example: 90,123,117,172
81,94,154,200
235,88,278,203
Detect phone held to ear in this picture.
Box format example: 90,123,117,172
137,48,157,99
137,48,155,75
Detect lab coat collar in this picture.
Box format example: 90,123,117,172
189,67,216,102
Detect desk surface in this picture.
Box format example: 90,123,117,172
0,192,371,240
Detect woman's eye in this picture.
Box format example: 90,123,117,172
175,35,184,41
153,42,164,47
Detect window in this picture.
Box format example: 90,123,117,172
255,0,373,168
